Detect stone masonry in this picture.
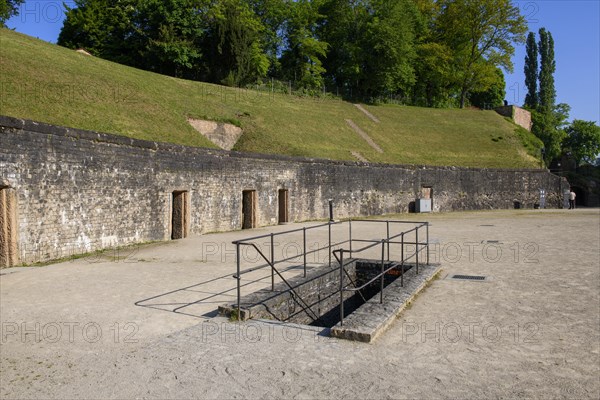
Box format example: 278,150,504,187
0,116,568,266
495,105,533,131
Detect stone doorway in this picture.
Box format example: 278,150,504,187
171,191,189,240
278,189,289,224
242,190,257,229
0,187,18,268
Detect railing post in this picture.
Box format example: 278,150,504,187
386,221,390,261
348,219,352,259
339,249,344,326
401,233,404,287
271,233,275,290
380,240,385,304
236,242,241,321
415,228,419,275
328,221,332,268
303,227,307,277
426,222,430,265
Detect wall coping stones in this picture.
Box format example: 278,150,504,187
0,114,556,174
330,262,442,342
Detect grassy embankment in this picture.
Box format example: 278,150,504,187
0,28,542,168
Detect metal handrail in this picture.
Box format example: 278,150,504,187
232,218,430,325
232,220,343,244
335,223,430,326
234,238,351,278
236,243,319,321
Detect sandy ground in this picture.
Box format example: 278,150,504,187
0,209,598,399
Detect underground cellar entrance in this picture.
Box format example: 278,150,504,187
219,219,442,342
309,261,415,328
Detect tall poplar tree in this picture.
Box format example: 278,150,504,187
538,28,556,110
532,27,565,165
523,31,538,108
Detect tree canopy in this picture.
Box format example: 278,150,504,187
1,0,24,26
563,120,600,166
523,28,568,166
57,0,528,106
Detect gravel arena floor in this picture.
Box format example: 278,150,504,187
1,209,599,399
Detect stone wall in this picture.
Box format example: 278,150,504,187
220,262,359,325
495,105,533,131
0,116,568,266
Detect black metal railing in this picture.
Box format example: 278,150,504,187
333,220,429,326
231,219,429,323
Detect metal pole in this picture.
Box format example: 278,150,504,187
415,228,419,274
426,222,430,265
328,222,332,268
236,242,241,321
380,240,385,304
339,250,344,326
401,233,404,287
401,232,404,263
386,221,390,261
349,219,352,259
303,227,307,277
328,199,334,222
271,233,275,290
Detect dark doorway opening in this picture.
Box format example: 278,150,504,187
171,191,189,240
572,186,586,207
278,189,289,224
0,187,18,267
242,190,257,229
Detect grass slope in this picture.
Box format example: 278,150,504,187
0,29,542,168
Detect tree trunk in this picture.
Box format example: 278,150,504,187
459,88,467,108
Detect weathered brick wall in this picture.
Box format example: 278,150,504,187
495,105,532,131
0,116,568,266
513,107,533,131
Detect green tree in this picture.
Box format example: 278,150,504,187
531,28,563,165
410,1,454,107
523,31,538,108
203,0,269,86
319,0,418,99
362,0,418,98
318,0,371,97
438,0,527,108
532,102,570,165
468,67,506,109
58,0,137,64
538,28,556,110
132,0,207,78
412,42,453,107
58,0,207,78
563,120,600,166
247,0,289,75
0,0,24,26
278,0,328,91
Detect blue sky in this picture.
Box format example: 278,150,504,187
5,0,600,123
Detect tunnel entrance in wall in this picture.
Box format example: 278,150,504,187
171,191,189,240
0,187,18,268
571,186,587,207
278,189,289,224
242,190,257,229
